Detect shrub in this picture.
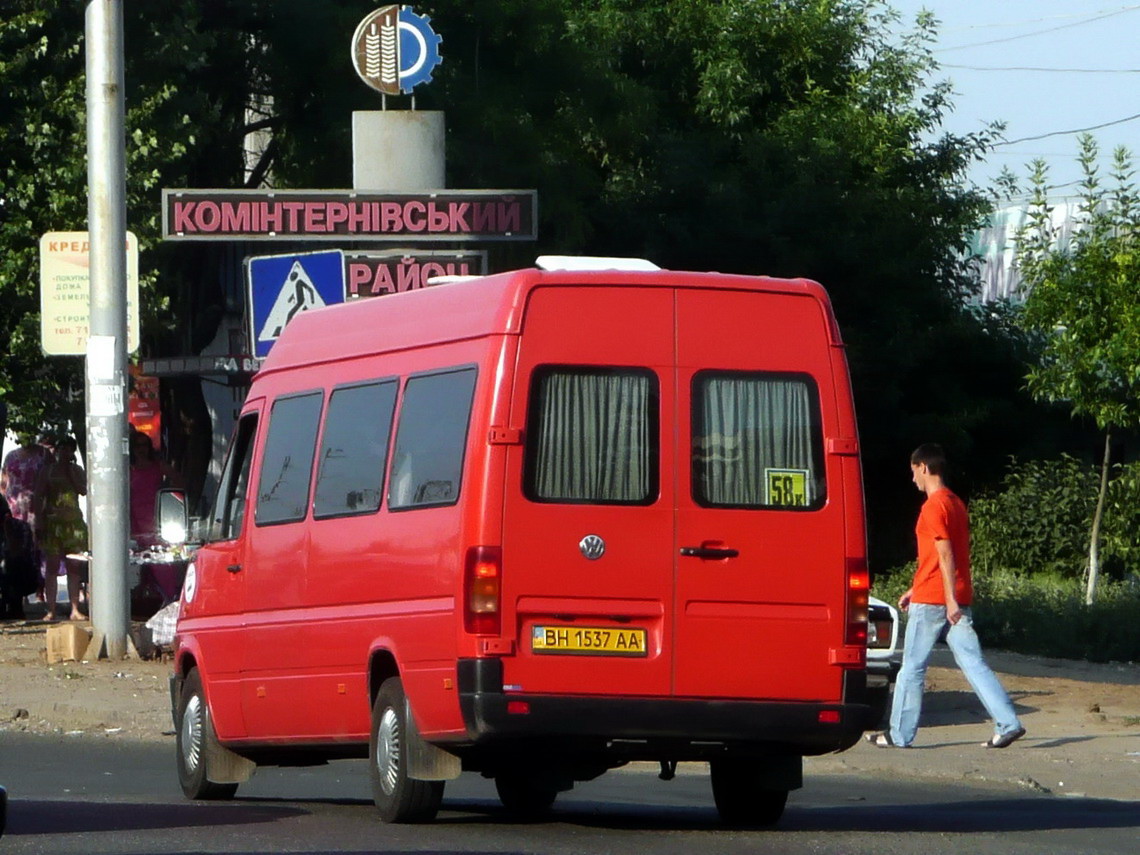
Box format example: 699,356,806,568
968,456,1140,580
970,455,1095,579
971,574,1140,662
872,569,1140,663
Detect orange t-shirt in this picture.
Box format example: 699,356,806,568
911,488,973,606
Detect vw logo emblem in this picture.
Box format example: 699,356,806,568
579,534,606,560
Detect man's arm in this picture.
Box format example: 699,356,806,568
934,537,962,624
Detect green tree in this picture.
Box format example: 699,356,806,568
1016,134,1140,603
0,2,268,438
2,1,1047,563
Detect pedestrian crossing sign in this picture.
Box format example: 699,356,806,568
246,250,345,357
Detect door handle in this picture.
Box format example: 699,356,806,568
679,546,739,559
226,563,243,574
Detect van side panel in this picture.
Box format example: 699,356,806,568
299,340,498,741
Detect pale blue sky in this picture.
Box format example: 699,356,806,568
888,1,1140,199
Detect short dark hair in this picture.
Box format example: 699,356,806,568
910,443,947,476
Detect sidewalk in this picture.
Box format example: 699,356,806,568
809,648,1140,801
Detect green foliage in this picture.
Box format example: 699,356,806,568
970,574,1140,663
971,455,1140,580
970,456,1096,579
0,1,1061,566
0,1,258,432
1017,136,1140,431
1015,136,1140,600
873,568,1140,662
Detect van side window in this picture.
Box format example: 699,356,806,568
388,367,477,511
313,380,398,519
692,371,825,510
525,367,659,505
208,413,258,542
255,392,323,525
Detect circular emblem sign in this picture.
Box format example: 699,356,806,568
351,5,443,96
579,534,606,561
183,561,198,603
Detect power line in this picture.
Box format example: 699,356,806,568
996,112,1140,145
938,6,1140,52
935,4,1140,33
943,63,1140,73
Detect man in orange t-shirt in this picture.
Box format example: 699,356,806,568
866,443,1025,749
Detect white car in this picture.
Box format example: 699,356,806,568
865,596,902,727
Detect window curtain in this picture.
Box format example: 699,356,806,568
696,377,814,506
533,372,650,502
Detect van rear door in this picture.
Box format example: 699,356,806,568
500,281,850,705
672,287,845,702
499,285,676,699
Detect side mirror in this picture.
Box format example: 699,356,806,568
156,488,188,546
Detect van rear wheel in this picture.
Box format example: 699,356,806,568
176,668,239,801
369,677,443,823
494,773,560,817
709,758,788,827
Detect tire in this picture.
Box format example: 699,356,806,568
495,772,560,818
176,669,239,801
709,758,788,828
369,677,444,823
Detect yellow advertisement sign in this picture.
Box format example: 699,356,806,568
39,231,139,355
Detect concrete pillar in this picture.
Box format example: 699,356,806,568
352,111,445,191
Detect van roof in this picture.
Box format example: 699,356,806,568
259,268,834,374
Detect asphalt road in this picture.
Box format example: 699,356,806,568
1,734,1137,854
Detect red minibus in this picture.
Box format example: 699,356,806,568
171,259,871,826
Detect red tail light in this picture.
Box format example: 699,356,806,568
845,557,869,645
464,546,502,635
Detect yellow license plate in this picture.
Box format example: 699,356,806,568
531,625,648,657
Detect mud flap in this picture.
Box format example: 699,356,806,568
405,698,461,781
762,754,803,791
203,736,257,784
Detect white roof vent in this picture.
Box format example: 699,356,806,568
535,255,661,272
425,275,483,286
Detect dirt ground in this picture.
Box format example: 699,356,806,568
1,616,1137,801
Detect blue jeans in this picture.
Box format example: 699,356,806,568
888,603,1022,746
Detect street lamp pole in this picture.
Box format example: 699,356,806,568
85,0,130,658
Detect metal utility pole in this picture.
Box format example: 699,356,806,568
85,0,130,658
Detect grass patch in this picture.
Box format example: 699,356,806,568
872,568,1140,663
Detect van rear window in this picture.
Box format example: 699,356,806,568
525,367,658,505
692,372,825,510
313,380,398,519
256,392,323,525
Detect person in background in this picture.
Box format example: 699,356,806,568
866,443,1025,749
1,433,50,534
32,436,87,622
2,433,53,604
130,429,182,548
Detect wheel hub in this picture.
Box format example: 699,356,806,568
181,694,204,773
375,707,401,795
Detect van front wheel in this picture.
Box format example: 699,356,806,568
709,758,788,827
369,677,444,823
176,668,239,801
